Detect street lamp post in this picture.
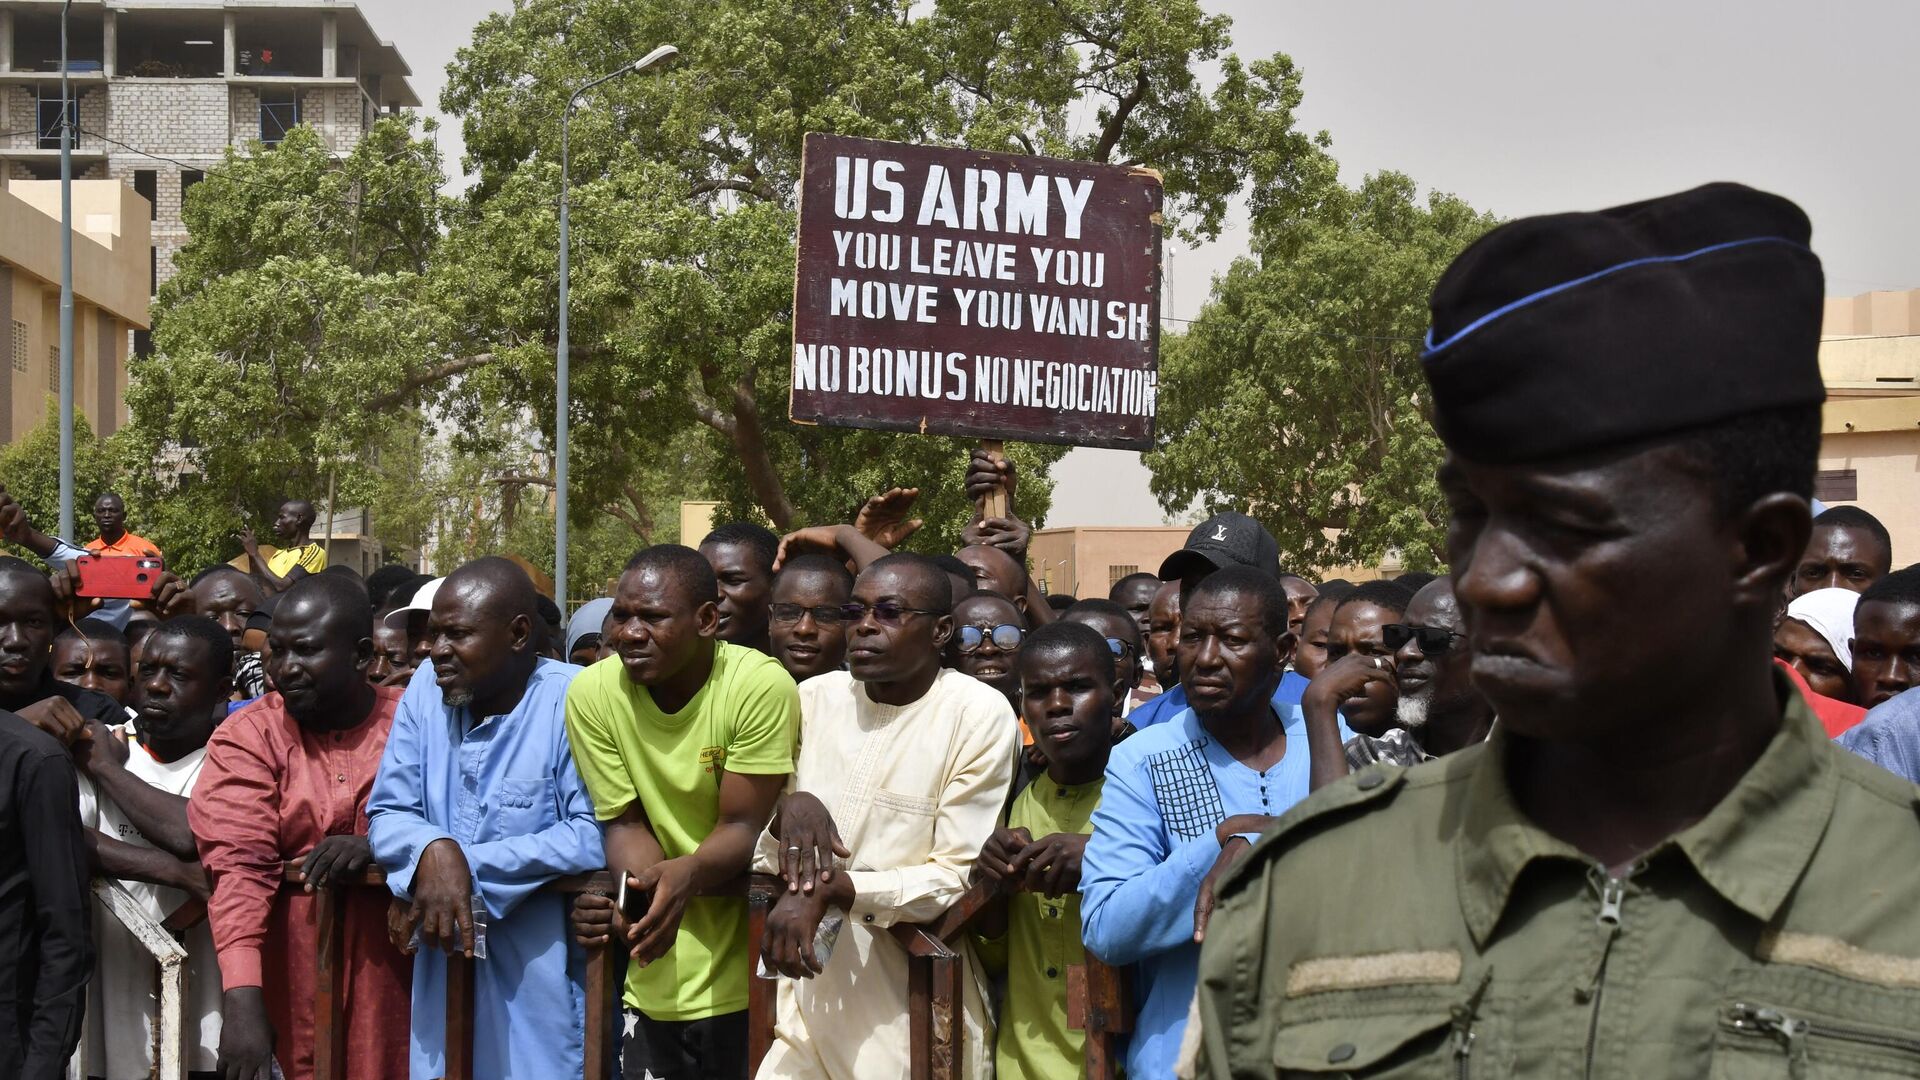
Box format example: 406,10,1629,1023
556,44,679,616
57,0,75,540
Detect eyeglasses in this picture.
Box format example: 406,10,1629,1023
956,624,1025,653
1103,637,1137,659
769,603,848,626
840,601,947,626
1381,624,1465,655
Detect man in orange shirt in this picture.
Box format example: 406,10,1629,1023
83,493,161,561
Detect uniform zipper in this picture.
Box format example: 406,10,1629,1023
1450,969,1493,1080
1726,1002,1920,1080
1580,869,1630,1080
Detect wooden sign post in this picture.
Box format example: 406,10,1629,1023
790,134,1164,479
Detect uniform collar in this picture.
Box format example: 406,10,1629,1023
1455,669,1837,946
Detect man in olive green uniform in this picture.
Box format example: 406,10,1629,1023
1189,184,1920,1079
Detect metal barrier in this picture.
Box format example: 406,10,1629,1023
278,863,1129,1080
66,879,194,1080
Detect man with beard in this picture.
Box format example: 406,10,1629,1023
755,554,1016,1080
1302,579,1495,784
701,522,780,655
1081,566,1346,1079
1193,184,1920,1078
189,573,411,1080
568,545,798,1080
369,557,604,1080
767,555,854,684
73,616,231,1078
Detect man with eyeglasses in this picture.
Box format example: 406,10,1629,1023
565,545,800,1080
755,553,1018,1080
768,554,856,683
947,590,1028,712
1308,578,1495,782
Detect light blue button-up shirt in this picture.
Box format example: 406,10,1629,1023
368,659,605,1080
1080,698,1348,1080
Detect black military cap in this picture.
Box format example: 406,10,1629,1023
1421,183,1826,463
1158,512,1281,581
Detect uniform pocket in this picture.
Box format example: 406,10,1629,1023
1271,1011,1460,1078
1714,1001,1920,1078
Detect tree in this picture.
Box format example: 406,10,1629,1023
0,400,127,556
1146,171,1499,573
436,0,1324,549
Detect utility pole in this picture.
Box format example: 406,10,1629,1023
57,0,75,540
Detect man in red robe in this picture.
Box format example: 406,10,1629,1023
189,573,411,1079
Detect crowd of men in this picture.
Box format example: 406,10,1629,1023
4,181,1920,1080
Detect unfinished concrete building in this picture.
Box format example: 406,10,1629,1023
0,0,417,303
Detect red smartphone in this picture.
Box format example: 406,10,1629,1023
74,555,164,600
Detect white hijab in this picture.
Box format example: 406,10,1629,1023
1785,587,1860,671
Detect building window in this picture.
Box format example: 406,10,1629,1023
1814,469,1859,504
37,88,78,150
10,322,25,373
1108,563,1140,588
182,170,205,199
260,91,300,145
150,246,158,295
47,346,60,394
133,170,158,219
134,330,153,358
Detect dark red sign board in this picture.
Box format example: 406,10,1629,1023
790,133,1163,451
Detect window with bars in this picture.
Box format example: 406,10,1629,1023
1108,563,1140,587
1814,469,1859,504
36,89,77,151
47,346,59,393
10,322,25,373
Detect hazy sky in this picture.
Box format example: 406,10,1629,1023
359,0,1920,527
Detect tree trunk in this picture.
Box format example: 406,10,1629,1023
727,374,796,529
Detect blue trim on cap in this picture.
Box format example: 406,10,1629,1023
1421,235,1809,358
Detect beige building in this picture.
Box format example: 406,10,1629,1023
0,176,148,442
1027,525,1190,598
1816,289,1920,566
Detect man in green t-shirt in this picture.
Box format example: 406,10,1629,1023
565,544,800,1080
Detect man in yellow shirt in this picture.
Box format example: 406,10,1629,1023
566,544,800,1080
83,493,161,560
973,620,1118,1080
239,499,326,595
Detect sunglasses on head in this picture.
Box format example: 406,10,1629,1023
769,603,848,626
956,624,1025,653
1381,623,1465,655
841,601,946,626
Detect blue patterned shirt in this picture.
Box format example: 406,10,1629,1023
1836,686,1920,784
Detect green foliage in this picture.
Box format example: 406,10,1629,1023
0,400,128,557
1147,171,1500,573
437,0,1319,541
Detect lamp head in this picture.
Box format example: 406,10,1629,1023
634,45,680,74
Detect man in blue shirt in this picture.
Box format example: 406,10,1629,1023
1080,566,1350,1078
368,557,605,1080
1130,512,1308,730
1837,684,1920,782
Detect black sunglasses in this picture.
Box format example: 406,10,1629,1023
956,624,1025,653
769,603,848,627
1103,637,1137,659
1381,623,1465,655
841,601,946,626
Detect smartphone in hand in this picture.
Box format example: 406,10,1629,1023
74,556,164,600
615,873,650,921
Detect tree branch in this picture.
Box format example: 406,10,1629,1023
366,353,496,411
1093,67,1150,163
723,369,796,529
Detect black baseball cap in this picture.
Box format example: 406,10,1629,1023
1158,512,1281,581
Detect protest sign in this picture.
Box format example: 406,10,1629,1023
789,133,1163,451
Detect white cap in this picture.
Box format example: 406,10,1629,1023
383,577,444,628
